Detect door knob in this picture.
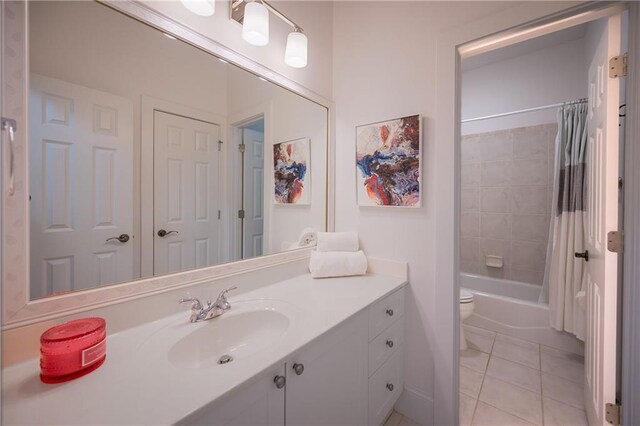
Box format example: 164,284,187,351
274,375,286,389
575,250,589,262
292,363,305,376
106,234,130,243
157,229,179,237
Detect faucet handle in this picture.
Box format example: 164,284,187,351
178,297,203,311
215,286,237,306
220,286,238,296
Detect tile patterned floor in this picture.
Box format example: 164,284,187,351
383,410,420,426
460,325,588,426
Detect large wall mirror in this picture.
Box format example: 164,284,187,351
26,1,328,301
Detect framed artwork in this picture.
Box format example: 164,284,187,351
356,114,421,207
273,137,311,205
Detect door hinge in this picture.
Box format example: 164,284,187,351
609,53,628,78
238,143,246,153
605,402,621,425
607,231,624,253
238,209,245,219
217,210,221,220
218,140,223,151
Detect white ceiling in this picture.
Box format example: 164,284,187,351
462,23,588,71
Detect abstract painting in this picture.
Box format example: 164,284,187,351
356,114,421,207
273,138,310,204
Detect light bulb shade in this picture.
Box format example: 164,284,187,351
242,2,269,46
180,0,215,16
285,31,308,68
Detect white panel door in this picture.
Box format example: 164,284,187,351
29,74,134,298
154,111,220,275
584,15,621,425
242,127,264,259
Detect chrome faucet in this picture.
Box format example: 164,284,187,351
179,287,238,323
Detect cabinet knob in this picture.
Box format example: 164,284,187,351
386,308,394,317
386,383,394,392
274,375,286,389
386,339,394,348
292,363,305,376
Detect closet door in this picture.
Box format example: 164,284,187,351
153,111,220,275
29,74,134,297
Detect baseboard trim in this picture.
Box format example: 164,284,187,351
395,386,433,425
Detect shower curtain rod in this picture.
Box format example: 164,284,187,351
461,98,588,123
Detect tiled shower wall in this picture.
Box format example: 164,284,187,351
460,123,557,286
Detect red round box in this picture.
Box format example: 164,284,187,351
40,317,107,384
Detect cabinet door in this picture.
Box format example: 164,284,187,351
286,311,369,425
180,365,285,426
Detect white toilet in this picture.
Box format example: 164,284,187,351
460,289,475,351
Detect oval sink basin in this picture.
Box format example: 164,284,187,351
168,308,290,369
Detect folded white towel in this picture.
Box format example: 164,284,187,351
316,232,359,252
298,227,317,247
309,250,368,278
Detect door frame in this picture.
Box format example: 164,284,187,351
434,2,634,424
140,95,226,277
228,102,273,262
621,3,640,424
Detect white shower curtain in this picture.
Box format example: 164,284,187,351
541,102,588,341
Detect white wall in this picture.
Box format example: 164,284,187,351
227,70,328,253
141,0,334,100
332,1,584,423
462,38,588,134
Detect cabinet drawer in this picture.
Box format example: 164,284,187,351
369,288,405,340
368,348,404,426
369,318,403,376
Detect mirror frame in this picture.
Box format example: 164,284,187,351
1,0,335,328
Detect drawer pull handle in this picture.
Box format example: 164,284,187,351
292,363,305,376
274,375,286,389
386,383,394,392
386,308,394,317
386,339,394,348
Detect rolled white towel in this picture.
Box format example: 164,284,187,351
316,232,359,252
298,227,317,247
309,250,368,278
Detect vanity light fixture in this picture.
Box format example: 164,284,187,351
285,28,307,68
180,0,215,16
242,1,270,46
231,0,308,68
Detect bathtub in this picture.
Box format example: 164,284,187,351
460,273,583,355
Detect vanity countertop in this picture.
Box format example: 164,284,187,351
2,272,406,425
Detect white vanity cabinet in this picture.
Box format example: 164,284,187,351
367,287,405,425
180,365,286,426
179,287,405,426
285,310,370,425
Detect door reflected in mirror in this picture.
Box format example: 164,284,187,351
28,1,328,300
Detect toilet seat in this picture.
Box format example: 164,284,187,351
460,289,474,304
